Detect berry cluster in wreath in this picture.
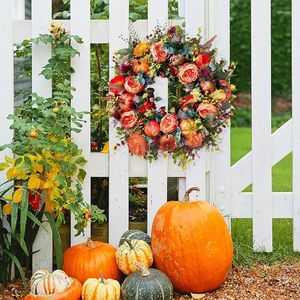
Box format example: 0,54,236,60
107,26,236,166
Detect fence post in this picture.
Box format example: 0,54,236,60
292,0,300,252
185,0,207,201
108,0,130,246
0,0,14,181
31,0,53,272
147,0,169,234
0,1,15,279
207,0,231,224
70,0,91,244
251,0,272,252
14,0,25,20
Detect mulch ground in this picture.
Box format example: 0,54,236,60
1,261,299,300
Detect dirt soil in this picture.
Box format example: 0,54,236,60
1,261,299,300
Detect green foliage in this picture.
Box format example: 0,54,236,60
230,0,291,99
53,0,179,20
0,24,106,285
231,108,251,127
231,108,291,128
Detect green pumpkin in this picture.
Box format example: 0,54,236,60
121,263,173,300
119,230,151,247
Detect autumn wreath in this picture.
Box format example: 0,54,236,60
107,26,236,166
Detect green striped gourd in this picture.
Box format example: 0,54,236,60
121,263,173,300
119,230,151,247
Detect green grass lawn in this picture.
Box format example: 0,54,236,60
230,127,299,265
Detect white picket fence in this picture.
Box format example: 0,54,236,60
0,0,299,272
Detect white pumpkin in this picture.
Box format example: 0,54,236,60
30,269,72,295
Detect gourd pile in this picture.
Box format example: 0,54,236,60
25,187,233,300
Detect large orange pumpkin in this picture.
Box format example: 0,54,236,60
63,238,120,284
151,187,233,293
24,278,82,300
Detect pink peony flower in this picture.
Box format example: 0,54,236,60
160,113,178,134
109,75,125,95
185,133,204,148
197,103,218,119
159,135,177,152
150,41,169,63
120,111,138,129
127,133,148,156
178,63,199,85
144,120,160,137
124,76,144,94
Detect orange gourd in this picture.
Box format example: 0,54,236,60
63,238,120,284
133,60,149,73
24,278,82,300
151,187,233,293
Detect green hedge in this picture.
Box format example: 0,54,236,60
230,0,291,99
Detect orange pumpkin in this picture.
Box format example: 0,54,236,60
179,118,198,138
151,187,233,293
63,238,120,284
24,278,82,300
133,60,149,73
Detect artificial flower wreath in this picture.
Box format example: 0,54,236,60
107,26,236,167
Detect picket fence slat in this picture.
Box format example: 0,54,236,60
70,0,91,243
1,0,15,278
147,0,169,234
0,2,14,185
209,0,231,221
14,0,25,20
108,0,129,246
31,0,53,272
251,0,272,252
185,0,206,201
292,0,300,252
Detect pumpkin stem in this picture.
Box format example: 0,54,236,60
135,262,151,277
124,239,134,249
183,187,200,202
99,272,105,284
86,237,96,249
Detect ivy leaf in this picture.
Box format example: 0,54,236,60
78,168,87,183
0,162,9,171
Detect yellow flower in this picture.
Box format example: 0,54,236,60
4,195,12,201
211,89,226,102
13,188,23,203
6,167,15,180
14,169,28,180
28,174,42,190
42,149,53,159
45,197,55,212
133,41,150,57
0,162,10,171
32,163,43,173
50,136,59,143
3,203,12,215
101,142,109,153
5,156,15,164
191,89,201,100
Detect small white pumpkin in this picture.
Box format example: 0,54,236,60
30,269,72,295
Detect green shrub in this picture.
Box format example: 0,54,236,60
231,108,251,127
230,0,291,99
